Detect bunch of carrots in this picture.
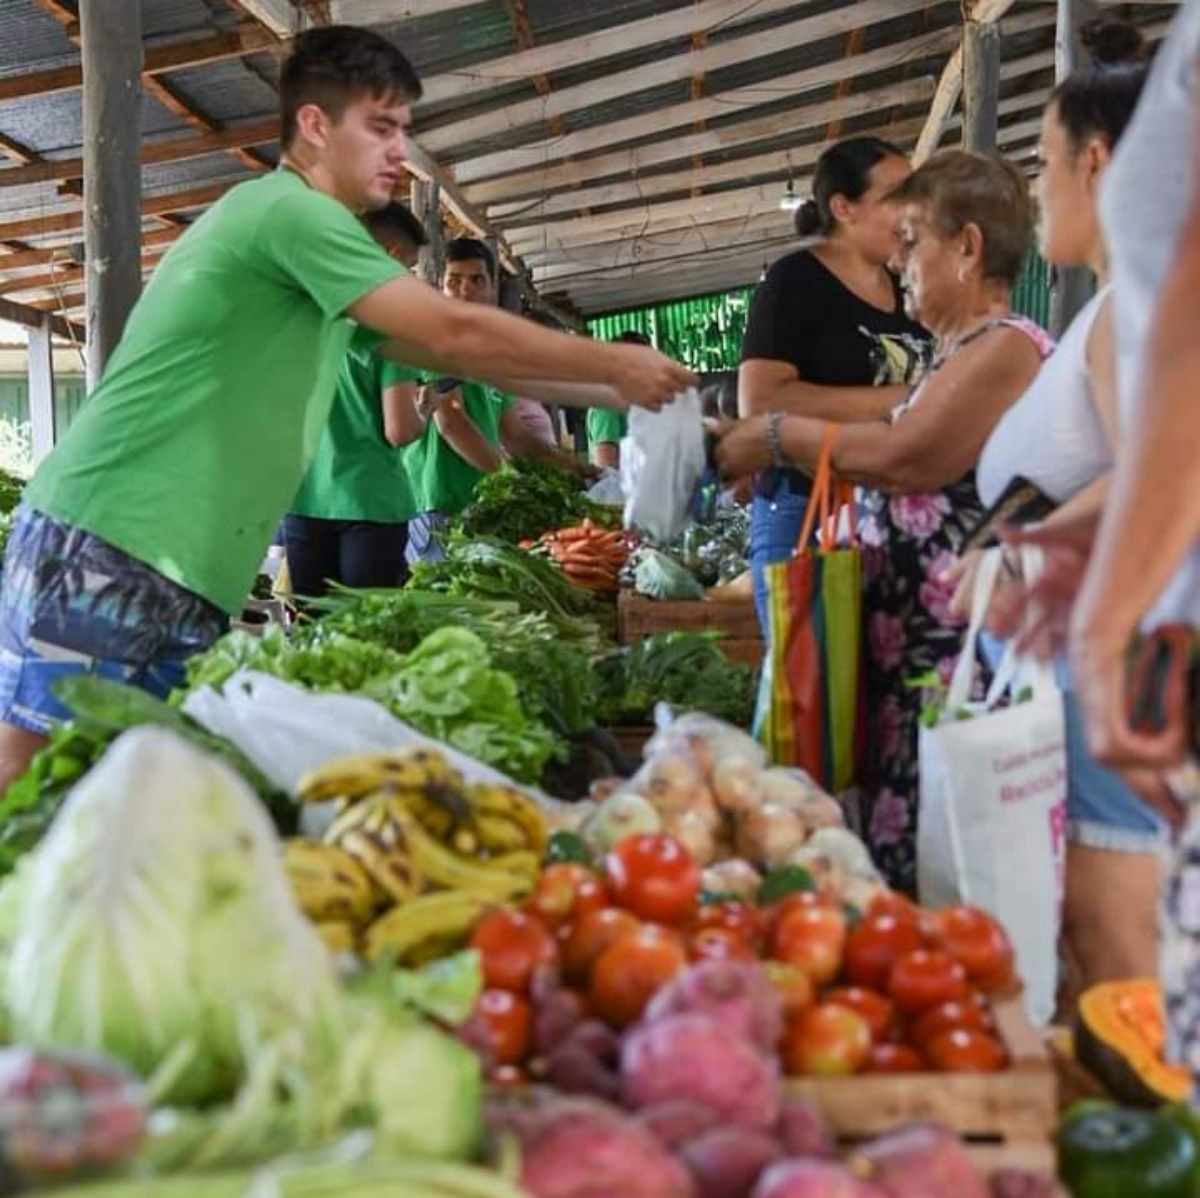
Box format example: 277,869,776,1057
533,519,630,596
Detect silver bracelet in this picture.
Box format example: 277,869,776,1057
765,411,788,468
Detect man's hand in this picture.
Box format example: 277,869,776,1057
607,344,696,410
416,383,459,421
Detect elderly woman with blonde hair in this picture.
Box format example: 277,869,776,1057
717,150,1054,893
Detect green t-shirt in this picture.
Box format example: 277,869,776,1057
25,170,404,614
587,407,627,455
290,330,420,523
404,382,514,516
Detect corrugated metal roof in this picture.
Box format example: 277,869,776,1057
0,0,1183,321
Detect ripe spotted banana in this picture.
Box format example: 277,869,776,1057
468,783,549,854
336,828,423,905
296,748,465,805
283,839,378,925
362,891,491,964
389,804,535,903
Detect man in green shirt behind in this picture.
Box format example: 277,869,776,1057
0,25,694,790
586,330,653,469
284,202,427,597
406,238,593,561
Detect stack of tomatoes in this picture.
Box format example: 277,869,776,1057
461,832,1017,1081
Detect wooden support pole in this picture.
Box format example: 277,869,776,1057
1050,0,1099,334
27,317,56,462
962,20,1001,152
426,182,445,288
80,0,144,389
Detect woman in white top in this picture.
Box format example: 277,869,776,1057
953,20,1156,992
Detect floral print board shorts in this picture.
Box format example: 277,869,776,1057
1162,760,1200,1100
0,506,227,734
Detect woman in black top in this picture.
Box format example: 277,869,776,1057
739,137,932,635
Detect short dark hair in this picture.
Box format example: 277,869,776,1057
796,136,905,238
889,151,1034,287
280,26,422,147
364,202,427,249
445,237,495,278
1052,19,1147,156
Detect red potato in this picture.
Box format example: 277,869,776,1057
542,1020,621,1100
988,1169,1070,1198
637,1101,723,1150
645,960,784,1053
621,1013,781,1132
496,1093,698,1198
752,1159,887,1198
681,1127,783,1198
850,1122,991,1198
775,1093,838,1159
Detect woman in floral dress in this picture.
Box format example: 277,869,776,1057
716,150,1054,893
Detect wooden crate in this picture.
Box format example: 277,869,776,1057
787,993,1058,1174
617,592,763,669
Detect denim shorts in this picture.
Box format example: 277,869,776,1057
749,480,809,636
980,632,1166,854
0,507,226,734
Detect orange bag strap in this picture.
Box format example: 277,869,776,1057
794,423,836,556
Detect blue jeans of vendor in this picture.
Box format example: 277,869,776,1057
750,470,809,635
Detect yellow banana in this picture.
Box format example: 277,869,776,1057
468,783,549,853
323,791,396,847
296,748,465,804
336,828,423,906
283,839,378,925
363,891,491,964
471,812,531,855
315,920,359,956
389,804,535,903
485,850,541,878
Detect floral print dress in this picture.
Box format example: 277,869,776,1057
857,316,1055,895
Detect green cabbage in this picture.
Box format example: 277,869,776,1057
5,727,341,1105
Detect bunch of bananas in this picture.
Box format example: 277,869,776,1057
283,748,547,964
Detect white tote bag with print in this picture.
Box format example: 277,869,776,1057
917,549,1068,1027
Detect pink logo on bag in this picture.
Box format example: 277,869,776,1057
1049,801,1068,907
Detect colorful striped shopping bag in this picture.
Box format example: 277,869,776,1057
753,428,864,791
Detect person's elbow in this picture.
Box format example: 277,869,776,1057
384,423,422,448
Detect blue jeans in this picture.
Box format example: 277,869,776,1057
750,480,809,636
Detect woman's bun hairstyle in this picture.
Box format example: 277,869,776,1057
794,199,823,238
1079,17,1145,67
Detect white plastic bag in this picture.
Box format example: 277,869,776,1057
182,671,570,832
917,549,1067,1028
585,468,625,507
620,388,707,542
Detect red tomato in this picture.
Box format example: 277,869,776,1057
762,891,828,941
823,986,896,1044
865,890,925,926
469,909,558,994
772,903,847,985
928,906,1016,992
590,925,688,1028
888,950,970,1016
909,997,997,1053
689,926,757,964
693,901,763,950
605,834,701,926
782,1003,872,1077
528,864,610,931
843,914,925,992
471,989,533,1066
923,1028,1008,1073
864,1043,925,1074
559,907,641,985
762,960,816,1020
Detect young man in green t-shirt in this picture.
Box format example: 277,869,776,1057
284,202,427,597
405,238,590,561
586,331,653,469
0,25,694,789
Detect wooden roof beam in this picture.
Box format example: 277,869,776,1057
0,25,279,104
0,294,83,339
487,84,934,223
0,119,278,188
423,0,936,157
0,226,183,270
0,180,238,242
0,244,170,299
